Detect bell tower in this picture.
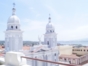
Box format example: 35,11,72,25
44,14,57,48
5,3,23,52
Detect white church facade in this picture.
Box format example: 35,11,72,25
4,4,59,66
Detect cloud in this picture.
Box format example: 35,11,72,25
21,18,47,31
30,7,34,10
0,2,8,7
45,5,62,21
13,0,88,41
15,0,31,5
21,16,88,41
58,25,88,41
21,18,47,41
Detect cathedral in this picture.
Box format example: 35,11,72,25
4,4,59,66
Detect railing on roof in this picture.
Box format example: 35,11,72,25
21,56,82,66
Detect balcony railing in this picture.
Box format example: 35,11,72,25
21,56,82,66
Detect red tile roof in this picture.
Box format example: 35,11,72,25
22,46,30,50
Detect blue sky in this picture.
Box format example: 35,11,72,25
0,0,88,41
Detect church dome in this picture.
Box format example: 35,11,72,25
8,4,20,23
8,15,20,23
46,22,54,29
46,14,54,29
45,15,55,34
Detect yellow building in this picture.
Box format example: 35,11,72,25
72,46,88,56
58,45,88,65
58,45,73,55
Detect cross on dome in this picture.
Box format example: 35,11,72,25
7,3,20,23
12,3,16,15
49,14,51,23
13,3,15,7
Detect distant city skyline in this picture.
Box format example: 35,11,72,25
0,0,88,41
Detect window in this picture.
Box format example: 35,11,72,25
69,61,71,64
73,59,75,60
55,53,56,56
64,58,66,61
50,30,52,33
16,26,17,29
54,53,57,61
11,26,13,29
59,57,62,59
47,41,49,45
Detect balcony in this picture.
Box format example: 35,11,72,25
0,51,82,66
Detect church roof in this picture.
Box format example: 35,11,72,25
8,3,20,24
46,14,55,29
22,46,30,50
8,15,20,23
46,22,54,29
29,44,50,53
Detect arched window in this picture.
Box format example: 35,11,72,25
73,49,74,51
16,26,17,29
54,53,57,61
55,53,56,56
69,61,71,64
50,30,52,33
11,26,13,29
47,41,49,45
64,58,66,61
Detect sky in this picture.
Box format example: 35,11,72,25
0,0,88,41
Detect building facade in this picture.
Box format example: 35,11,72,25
59,54,88,65
72,46,88,56
58,45,73,55
58,45,88,65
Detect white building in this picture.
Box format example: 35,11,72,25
25,44,59,66
24,15,59,66
4,4,59,66
44,15,57,48
5,4,23,52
